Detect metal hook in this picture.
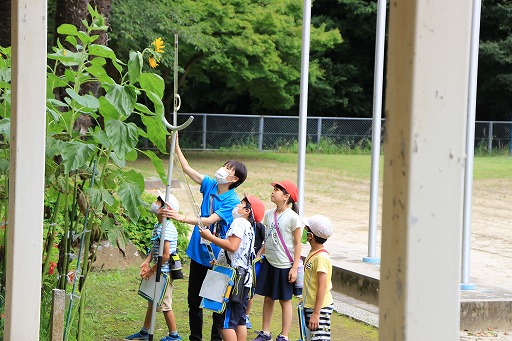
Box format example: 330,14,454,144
162,112,194,131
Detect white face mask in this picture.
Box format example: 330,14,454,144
232,206,242,219
215,167,231,184
150,202,161,215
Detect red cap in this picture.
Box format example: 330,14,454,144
271,180,298,202
246,195,265,223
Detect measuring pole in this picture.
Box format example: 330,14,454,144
148,32,194,341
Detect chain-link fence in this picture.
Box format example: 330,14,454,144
148,113,512,154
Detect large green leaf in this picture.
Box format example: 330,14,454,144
0,159,9,175
110,151,126,168
86,65,115,85
65,88,100,109
140,113,167,153
0,68,11,83
88,44,116,59
57,24,78,36
46,73,68,94
103,218,126,249
134,103,154,116
98,96,120,121
146,91,164,118
128,51,143,85
91,127,110,148
105,120,138,159
117,170,145,222
0,118,10,138
61,141,97,173
45,136,64,159
140,150,167,185
105,84,137,119
87,187,115,212
139,73,165,99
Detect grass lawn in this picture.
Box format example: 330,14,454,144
78,262,378,341
129,150,512,182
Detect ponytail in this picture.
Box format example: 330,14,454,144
289,199,299,215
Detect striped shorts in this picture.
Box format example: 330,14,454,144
304,304,334,340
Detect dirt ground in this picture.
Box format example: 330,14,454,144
145,155,512,339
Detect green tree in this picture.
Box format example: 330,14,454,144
109,0,342,115
478,0,512,121
0,0,10,47
310,0,379,118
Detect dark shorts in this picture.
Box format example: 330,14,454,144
254,257,294,300
213,287,250,330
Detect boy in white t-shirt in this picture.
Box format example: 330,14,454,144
199,195,265,341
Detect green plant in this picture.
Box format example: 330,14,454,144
0,5,180,339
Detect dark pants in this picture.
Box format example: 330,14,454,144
188,259,222,341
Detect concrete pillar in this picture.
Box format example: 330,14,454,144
5,0,47,340
51,289,65,341
379,1,472,340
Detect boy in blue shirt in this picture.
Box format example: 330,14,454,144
168,138,247,341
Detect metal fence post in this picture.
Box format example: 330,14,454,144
488,121,493,155
259,116,264,151
202,114,207,151
317,117,322,144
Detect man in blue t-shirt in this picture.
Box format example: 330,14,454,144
168,139,247,341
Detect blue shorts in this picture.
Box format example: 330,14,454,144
254,258,294,300
213,286,250,330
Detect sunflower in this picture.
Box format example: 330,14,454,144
148,56,158,68
152,37,165,53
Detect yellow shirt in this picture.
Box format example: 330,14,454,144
303,250,333,309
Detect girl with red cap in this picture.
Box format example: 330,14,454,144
252,180,303,341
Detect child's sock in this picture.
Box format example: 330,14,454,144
170,330,179,336
140,327,149,335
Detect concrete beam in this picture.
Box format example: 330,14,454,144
380,0,472,339
5,0,47,340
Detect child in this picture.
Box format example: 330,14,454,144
253,180,303,341
124,191,182,341
301,215,334,340
199,195,266,341
244,219,265,329
167,137,247,341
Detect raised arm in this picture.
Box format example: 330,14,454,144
174,135,204,185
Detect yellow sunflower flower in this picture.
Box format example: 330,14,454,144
152,38,165,53
148,56,158,68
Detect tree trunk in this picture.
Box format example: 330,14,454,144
54,0,111,98
54,0,111,132
0,0,11,47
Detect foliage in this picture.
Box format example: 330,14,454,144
0,5,187,339
309,0,378,118
109,0,342,115
478,0,512,121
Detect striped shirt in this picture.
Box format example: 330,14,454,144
150,220,178,273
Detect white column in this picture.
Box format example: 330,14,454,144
379,0,472,340
297,0,311,215
5,0,47,340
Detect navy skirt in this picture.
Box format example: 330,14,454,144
254,257,294,300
